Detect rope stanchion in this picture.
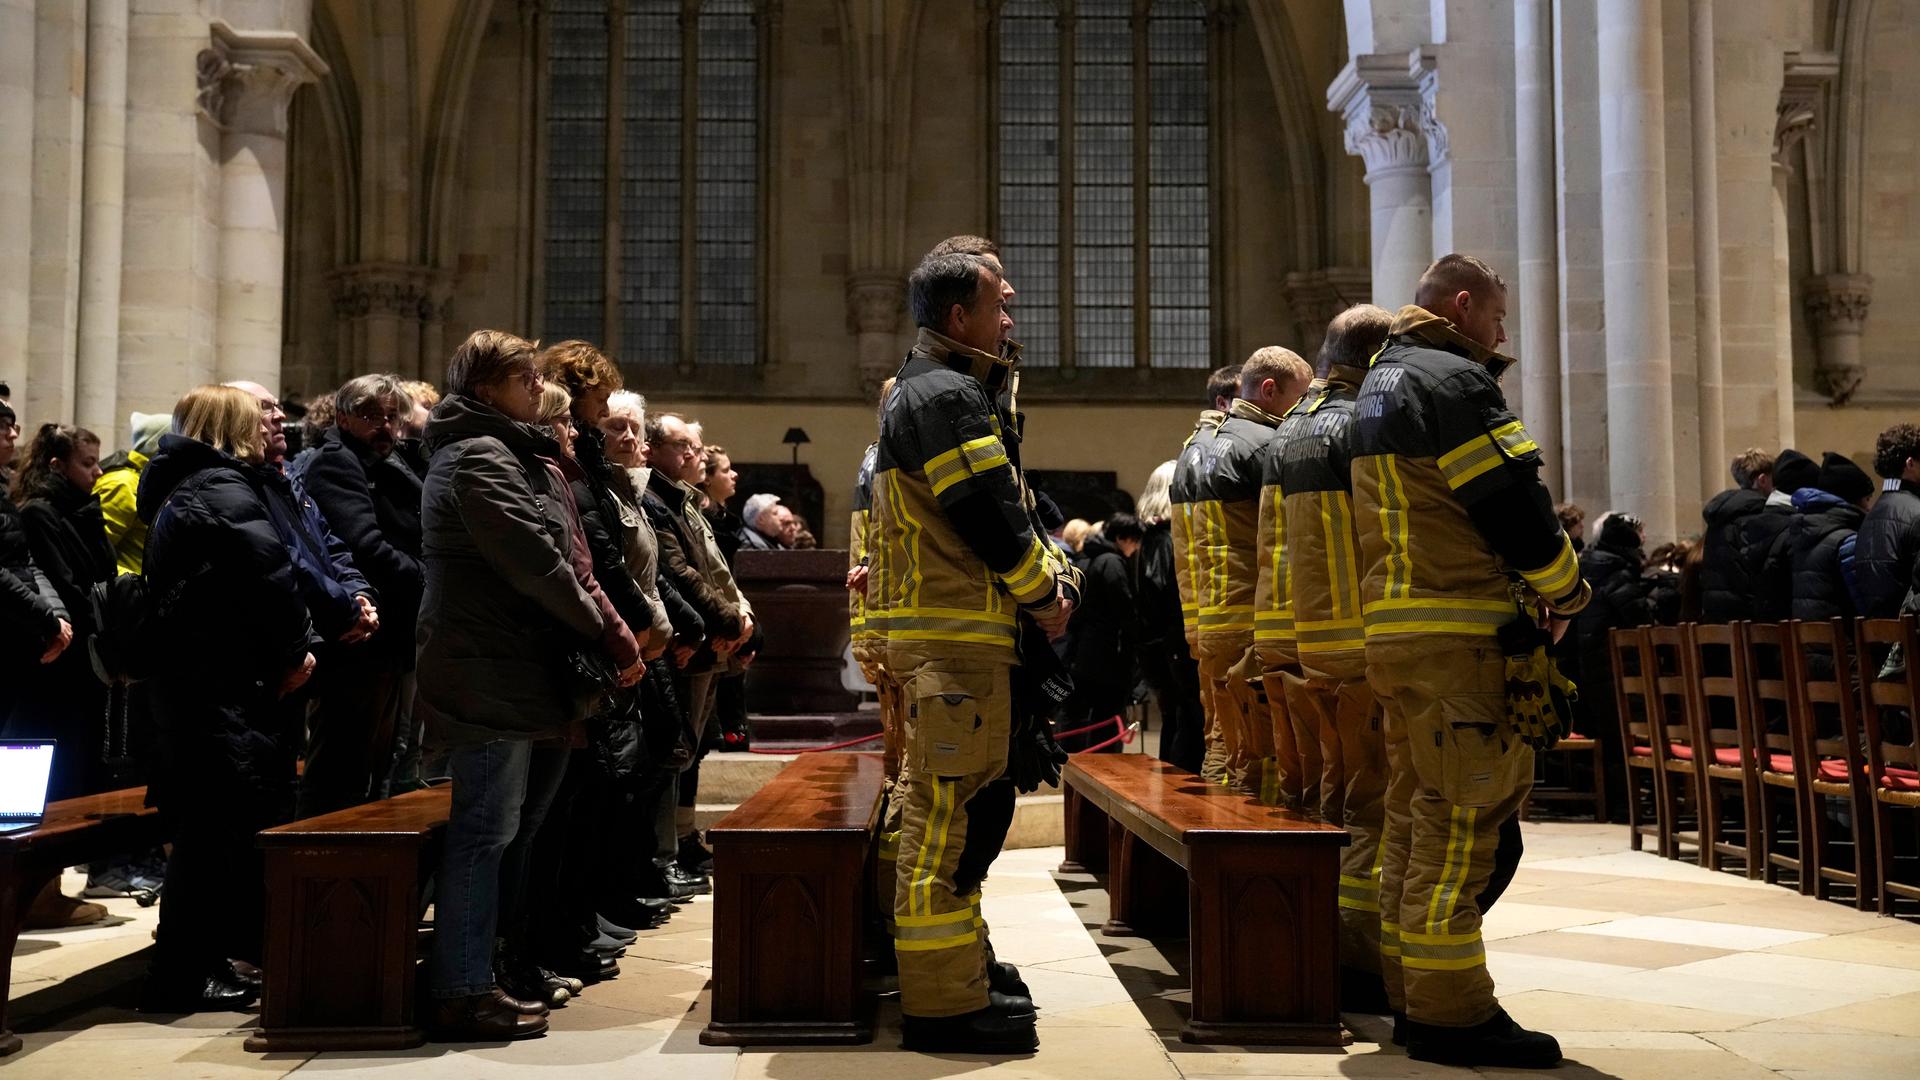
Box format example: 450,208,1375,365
1073,720,1140,754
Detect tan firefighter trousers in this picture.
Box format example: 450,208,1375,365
1282,659,1388,975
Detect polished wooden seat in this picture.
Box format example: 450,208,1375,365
247,785,452,1053
1061,753,1348,1047
1647,626,1709,864
702,751,885,1047
1522,734,1606,823
1792,619,1876,910
1689,623,1764,877
1857,616,1920,913
1611,628,1670,855
1745,621,1812,892
0,787,167,1056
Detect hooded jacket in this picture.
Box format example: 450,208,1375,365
16,482,116,637
297,426,425,661
643,466,751,646
0,493,67,670
415,394,605,748
1855,479,1920,618
1778,487,1866,623
93,412,170,576
1350,306,1590,642
1273,364,1369,675
1698,486,1769,622
1169,409,1226,647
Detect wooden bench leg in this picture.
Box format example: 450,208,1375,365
1059,782,1108,874
1181,839,1346,1047
703,836,873,1046
1102,822,1187,938
0,858,55,1057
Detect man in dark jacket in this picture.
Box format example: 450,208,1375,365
293,375,426,814
1746,449,1819,620
1784,453,1874,621
1855,424,1920,618
1699,449,1776,622
1564,513,1655,817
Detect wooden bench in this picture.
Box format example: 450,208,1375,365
1,787,168,1055
701,751,885,1047
1061,754,1349,1046
246,785,451,1053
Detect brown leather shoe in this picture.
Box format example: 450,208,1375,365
496,986,549,1016
23,880,108,929
428,989,549,1041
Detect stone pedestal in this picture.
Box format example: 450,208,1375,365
330,263,447,382
1803,274,1872,406
198,21,327,391
1329,53,1433,312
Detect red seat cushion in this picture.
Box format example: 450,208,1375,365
1884,767,1920,791
1817,758,1855,783
1667,743,1694,760
1631,745,1653,757
1766,753,1796,774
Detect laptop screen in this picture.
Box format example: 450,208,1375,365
0,742,55,818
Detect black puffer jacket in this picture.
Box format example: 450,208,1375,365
1570,538,1655,689
138,435,315,694
0,495,65,666
17,484,115,636
415,395,604,749
1064,533,1137,716
1855,481,1920,618
1784,489,1865,624
1699,487,1768,622
295,427,424,662
1747,502,1801,621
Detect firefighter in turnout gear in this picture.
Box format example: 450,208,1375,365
1272,304,1396,1013
1352,255,1588,1069
1171,405,1228,781
868,250,1071,1054
847,380,905,936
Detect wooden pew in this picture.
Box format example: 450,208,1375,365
0,787,168,1055
1061,755,1349,1047
245,785,451,1053
701,751,885,1047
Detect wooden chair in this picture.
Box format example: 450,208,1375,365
1611,627,1669,855
1687,622,1764,877
1522,732,1607,823
1787,618,1876,910
1745,621,1812,893
1647,626,1709,863
1855,617,1920,914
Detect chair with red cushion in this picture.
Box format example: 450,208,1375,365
1745,621,1812,893
1523,732,1607,823
1612,627,1669,855
1855,616,1920,914
1688,622,1763,878
1648,626,1709,864
1788,618,1876,910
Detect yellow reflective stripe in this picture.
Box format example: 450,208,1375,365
1338,873,1381,912
1492,420,1538,458
895,907,977,929
1398,927,1487,970
1427,806,1478,933
878,830,900,863
1380,919,1402,958
894,930,981,952
1362,596,1514,637
1375,456,1412,598
885,605,1017,626
1437,435,1506,491
1521,535,1582,600
888,470,926,609
998,537,1052,604
909,777,957,915
1322,491,1359,620
886,628,1017,647
1295,618,1364,643
924,435,1009,499
1259,756,1281,807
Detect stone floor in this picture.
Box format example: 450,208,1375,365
7,820,1919,1078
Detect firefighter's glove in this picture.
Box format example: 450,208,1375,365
1504,646,1574,751
1008,710,1068,793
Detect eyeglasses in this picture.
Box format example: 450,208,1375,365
352,407,403,427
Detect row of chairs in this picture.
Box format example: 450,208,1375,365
1609,617,1920,914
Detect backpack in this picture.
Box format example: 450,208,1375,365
84,501,204,686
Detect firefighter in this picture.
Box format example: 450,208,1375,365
1272,304,1395,1012
847,380,902,936
1197,349,1312,798
1168,368,1237,781
1351,255,1587,1068
869,250,1072,1053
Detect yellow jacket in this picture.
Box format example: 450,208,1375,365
1169,409,1225,647
94,450,149,576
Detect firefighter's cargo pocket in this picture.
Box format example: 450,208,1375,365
1436,695,1524,808
907,669,999,777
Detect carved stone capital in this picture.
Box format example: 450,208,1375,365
1775,50,1838,169
1284,268,1373,355
196,21,328,136
1804,271,1872,405
332,263,448,323
846,271,905,337
1328,52,1435,180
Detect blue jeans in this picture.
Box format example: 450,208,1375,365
429,739,570,998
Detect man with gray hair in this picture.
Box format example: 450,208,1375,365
296,372,426,812
738,493,786,550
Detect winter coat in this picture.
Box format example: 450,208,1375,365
546,455,640,674
137,435,315,808
256,465,372,642
1699,487,1769,622
295,427,424,662
1855,481,1920,618
1570,540,1656,692
643,468,750,643
16,484,116,636
1782,488,1866,624
94,450,151,576
569,430,671,652
1064,532,1137,716
1745,498,1801,621
414,394,605,749
736,522,778,553
0,495,66,668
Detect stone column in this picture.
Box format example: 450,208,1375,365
27,2,87,428
1803,275,1870,408
1514,0,1562,490
1779,54,1850,408
1687,0,1726,499
1597,0,1677,540
77,0,130,443
1328,54,1432,311
197,21,327,390
847,271,906,400
0,0,36,413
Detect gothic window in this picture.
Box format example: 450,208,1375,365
997,0,1212,371
544,0,764,367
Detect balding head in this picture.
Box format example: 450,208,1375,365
1413,254,1508,353
1318,304,1394,376
224,380,287,463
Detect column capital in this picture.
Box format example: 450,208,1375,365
331,262,447,323
1803,271,1872,404
196,20,328,137
1327,51,1437,181
1775,50,1839,169
846,270,905,337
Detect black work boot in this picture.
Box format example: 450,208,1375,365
1405,1008,1561,1069
900,1000,1039,1055
988,958,1031,1000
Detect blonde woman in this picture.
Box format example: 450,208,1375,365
137,385,315,1013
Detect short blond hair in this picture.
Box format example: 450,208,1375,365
400,380,441,409
1239,346,1311,398
174,385,265,463
537,381,573,425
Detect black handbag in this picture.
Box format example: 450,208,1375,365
559,644,619,720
